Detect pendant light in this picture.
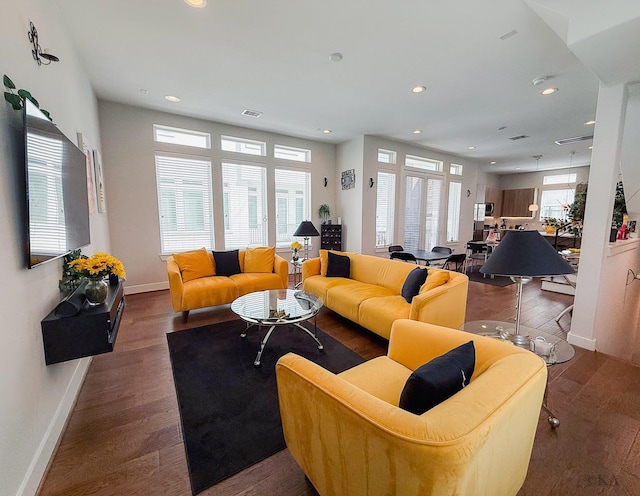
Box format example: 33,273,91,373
528,155,542,215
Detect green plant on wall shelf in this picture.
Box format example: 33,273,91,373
3,74,52,120
612,180,627,228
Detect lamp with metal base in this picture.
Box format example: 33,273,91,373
293,220,320,261
480,230,574,346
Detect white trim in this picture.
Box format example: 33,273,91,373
18,358,91,496
124,281,170,295
567,331,596,351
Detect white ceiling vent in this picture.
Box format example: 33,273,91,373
554,135,593,145
242,109,262,118
509,135,529,141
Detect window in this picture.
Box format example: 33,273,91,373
540,189,575,221
378,149,397,164
375,172,395,247
274,169,311,247
155,154,214,253
274,144,311,162
446,182,462,242
404,174,443,250
405,154,443,172
221,136,266,156
153,124,211,149
222,163,267,248
450,163,463,175
543,173,577,185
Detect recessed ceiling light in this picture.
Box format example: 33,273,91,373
490,161,496,165
588,145,593,150
584,120,596,125
468,146,475,150
411,85,426,93
413,129,422,134
515,167,521,170
184,0,207,8
541,87,558,95
321,129,332,134
329,52,343,62
165,95,180,102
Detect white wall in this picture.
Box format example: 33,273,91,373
98,101,336,292
336,137,364,252
0,1,111,494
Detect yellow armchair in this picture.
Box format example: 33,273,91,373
276,319,547,496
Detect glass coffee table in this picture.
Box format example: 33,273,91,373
231,289,324,366
461,320,575,428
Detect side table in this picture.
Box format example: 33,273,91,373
291,259,303,289
461,320,575,429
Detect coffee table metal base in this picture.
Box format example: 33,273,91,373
241,318,324,366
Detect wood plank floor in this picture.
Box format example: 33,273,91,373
37,276,640,496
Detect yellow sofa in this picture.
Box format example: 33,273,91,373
302,251,468,339
276,319,547,496
167,249,288,321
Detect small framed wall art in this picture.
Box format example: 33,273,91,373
341,169,355,190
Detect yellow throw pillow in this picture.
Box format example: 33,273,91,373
244,247,275,273
320,249,353,276
420,269,450,293
173,248,215,283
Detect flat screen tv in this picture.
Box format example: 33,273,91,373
23,99,90,268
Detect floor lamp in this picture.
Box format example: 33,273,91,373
293,221,320,261
480,230,574,346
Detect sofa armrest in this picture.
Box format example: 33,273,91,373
273,254,288,288
409,274,468,329
301,257,321,280
166,256,184,312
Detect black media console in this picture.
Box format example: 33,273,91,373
41,281,125,365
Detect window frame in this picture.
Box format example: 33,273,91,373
153,124,211,149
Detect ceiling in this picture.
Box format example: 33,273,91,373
53,0,605,175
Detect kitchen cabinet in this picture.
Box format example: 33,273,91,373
485,187,502,217
501,188,535,217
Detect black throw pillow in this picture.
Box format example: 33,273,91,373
212,249,241,276
326,252,351,278
401,267,427,303
399,341,475,415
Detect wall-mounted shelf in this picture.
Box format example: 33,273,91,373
41,281,125,365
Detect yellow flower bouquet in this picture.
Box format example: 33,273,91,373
69,252,127,281
290,241,303,260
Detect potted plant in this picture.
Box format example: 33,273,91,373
318,204,331,224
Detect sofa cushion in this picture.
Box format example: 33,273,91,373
231,272,286,294
358,296,411,340
419,269,450,294
326,251,351,278
181,276,239,310
327,282,395,323
401,267,428,303
173,248,215,283
319,249,353,276
213,249,241,276
399,340,475,415
244,246,275,273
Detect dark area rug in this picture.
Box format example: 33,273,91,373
166,319,364,494
466,269,515,287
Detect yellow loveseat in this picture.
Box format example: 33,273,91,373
167,248,288,321
276,319,547,496
302,251,468,339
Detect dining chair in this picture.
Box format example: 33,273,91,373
431,246,453,254
442,253,466,272
388,245,404,253
390,251,417,263
465,242,490,272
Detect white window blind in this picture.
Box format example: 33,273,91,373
406,154,443,172
404,176,423,251
425,177,442,250
404,175,442,251
447,181,462,242
222,163,267,248
27,133,66,254
155,154,214,253
375,172,395,247
274,169,311,247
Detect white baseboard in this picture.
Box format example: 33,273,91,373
124,281,169,295
18,358,91,496
567,332,596,351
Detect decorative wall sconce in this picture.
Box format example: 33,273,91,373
28,22,59,66
323,177,328,187
369,177,375,188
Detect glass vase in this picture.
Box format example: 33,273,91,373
85,277,108,306
292,251,299,262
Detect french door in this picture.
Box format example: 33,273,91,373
403,173,443,251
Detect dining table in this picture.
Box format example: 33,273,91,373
404,250,451,265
